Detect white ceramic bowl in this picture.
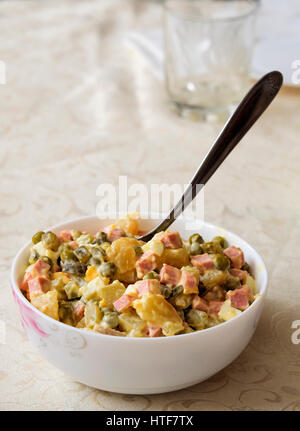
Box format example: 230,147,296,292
11,215,268,394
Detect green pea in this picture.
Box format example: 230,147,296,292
42,231,59,251
93,238,104,246
91,246,106,259
186,309,208,330
189,233,204,244
28,249,39,265
40,256,52,268
102,312,119,329
213,236,226,248
214,254,230,270
88,257,102,267
134,245,143,257
58,301,74,322
171,285,183,297
143,271,160,280
95,231,107,243
241,262,250,272
32,231,44,244
74,246,91,263
224,275,240,290
171,293,192,310
201,241,223,254
161,285,172,299
62,260,85,276
190,242,203,255
99,262,116,278
60,245,77,262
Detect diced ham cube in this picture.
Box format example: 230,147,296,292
242,284,254,302
224,246,245,269
136,279,161,297
58,230,73,243
28,277,50,299
136,251,157,278
207,301,224,318
160,264,181,286
103,225,125,242
192,295,208,312
230,268,247,283
113,294,134,312
226,286,250,311
20,272,33,292
146,326,162,337
31,259,51,278
161,232,183,249
73,302,85,322
191,254,214,274
180,270,198,294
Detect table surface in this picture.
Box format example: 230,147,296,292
0,0,300,411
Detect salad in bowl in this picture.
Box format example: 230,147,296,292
20,213,258,338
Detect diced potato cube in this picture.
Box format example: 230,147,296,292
31,290,59,320
218,300,242,321
246,274,256,295
84,301,102,327
125,284,139,297
116,269,137,284
107,237,142,274
80,277,106,301
116,213,139,235
118,310,147,337
200,269,228,289
133,294,184,336
33,242,59,262
157,248,189,269
99,280,126,307
51,272,71,284
142,236,165,257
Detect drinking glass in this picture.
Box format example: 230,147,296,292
164,0,259,120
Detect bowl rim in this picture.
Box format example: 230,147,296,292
10,214,268,343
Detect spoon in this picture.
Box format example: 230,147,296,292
138,70,283,242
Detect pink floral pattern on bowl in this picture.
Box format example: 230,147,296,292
11,285,48,338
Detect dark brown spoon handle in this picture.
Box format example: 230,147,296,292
139,71,283,242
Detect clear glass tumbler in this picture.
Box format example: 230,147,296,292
164,0,259,120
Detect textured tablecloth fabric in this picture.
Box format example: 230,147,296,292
0,0,300,411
